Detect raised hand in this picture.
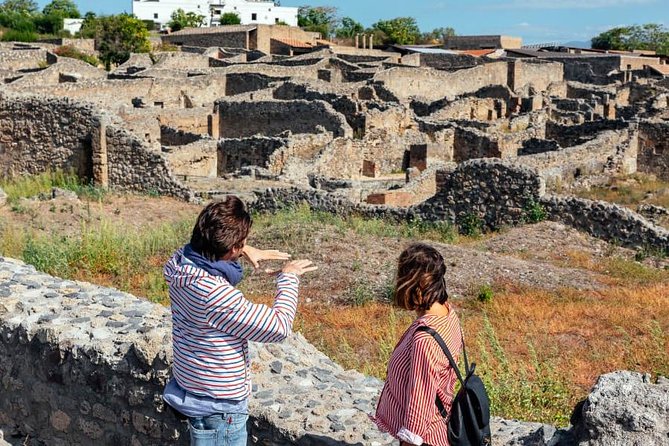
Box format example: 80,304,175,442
281,260,318,276
242,245,291,269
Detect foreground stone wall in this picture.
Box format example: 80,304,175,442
0,257,396,446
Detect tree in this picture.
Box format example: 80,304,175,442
419,27,455,44
168,8,205,31
0,0,38,15
219,12,241,25
298,5,338,37
371,17,421,45
335,17,363,39
93,14,151,69
78,11,96,37
43,0,79,18
592,23,669,55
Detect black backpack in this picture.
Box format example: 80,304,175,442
416,326,492,446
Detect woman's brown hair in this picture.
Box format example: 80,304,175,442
190,196,252,261
394,243,448,311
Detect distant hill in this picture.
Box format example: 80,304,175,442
564,40,592,49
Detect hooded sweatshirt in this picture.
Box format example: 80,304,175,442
164,247,299,401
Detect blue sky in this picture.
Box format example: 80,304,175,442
37,0,668,44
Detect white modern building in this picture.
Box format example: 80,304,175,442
132,0,298,29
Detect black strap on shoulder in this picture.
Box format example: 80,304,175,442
416,326,466,387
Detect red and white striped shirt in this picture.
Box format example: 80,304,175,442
373,310,463,446
164,248,299,400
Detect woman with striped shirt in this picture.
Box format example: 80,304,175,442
373,243,463,446
162,196,317,446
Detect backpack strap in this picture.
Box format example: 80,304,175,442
416,326,465,387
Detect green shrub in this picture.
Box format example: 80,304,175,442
477,283,494,303
1,28,37,41
53,45,100,66
458,213,483,237
523,199,547,224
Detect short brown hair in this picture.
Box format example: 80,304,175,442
393,243,448,311
190,196,252,261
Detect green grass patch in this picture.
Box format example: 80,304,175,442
0,170,108,205
253,204,459,245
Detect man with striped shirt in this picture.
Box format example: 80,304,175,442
163,196,316,445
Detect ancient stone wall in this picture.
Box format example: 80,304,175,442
38,38,96,54
157,108,213,136
217,137,287,174
637,120,669,180
551,56,622,85
0,257,397,446
416,159,546,231
453,127,502,161
160,126,203,146
516,129,637,188
165,139,218,178
226,72,287,96
0,93,191,199
510,59,564,93
0,48,47,70
402,53,483,71
0,94,101,180
545,120,630,147
216,99,352,139
105,125,192,199
11,75,228,111
373,62,509,102
163,31,249,51
542,195,669,251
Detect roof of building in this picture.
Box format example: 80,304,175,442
271,38,313,49
458,49,497,57
505,48,619,58
649,64,669,76
169,25,257,36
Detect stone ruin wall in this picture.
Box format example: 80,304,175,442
0,257,397,446
164,139,218,179
373,62,510,102
516,128,638,188
373,60,563,103
509,59,564,94
637,121,669,180
253,158,669,252
0,93,191,200
215,99,353,139
0,48,48,70
0,94,101,181
10,75,228,111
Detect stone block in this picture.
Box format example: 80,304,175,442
366,191,415,207
50,410,71,432
362,160,379,178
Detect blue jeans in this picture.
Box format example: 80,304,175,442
188,413,248,446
